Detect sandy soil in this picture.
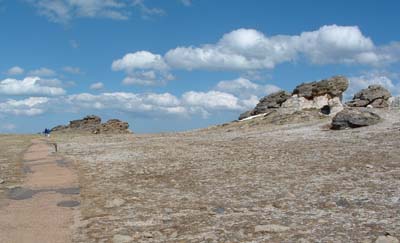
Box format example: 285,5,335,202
0,138,80,243
52,109,400,243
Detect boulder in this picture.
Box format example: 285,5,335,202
293,76,349,100
331,108,381,130
252,90,291,113
346,85,392,108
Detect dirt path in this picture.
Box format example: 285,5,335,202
0,138,80,243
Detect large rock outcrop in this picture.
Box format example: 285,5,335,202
346,85,392,108
239,76,349,120
293,76,349,99
331,108,381,130
68,115,101,131
51,115,131,134
93,119,130,134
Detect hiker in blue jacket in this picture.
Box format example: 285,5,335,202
44,128,50,137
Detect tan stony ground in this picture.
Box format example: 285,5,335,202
0,135,35,191
47,108,400,242
0,138,80,243
0,110,400,243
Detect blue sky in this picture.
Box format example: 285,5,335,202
0,0,399,133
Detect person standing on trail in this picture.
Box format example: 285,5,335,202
44,128,50,137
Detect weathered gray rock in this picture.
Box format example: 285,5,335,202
238,75,349,121
253,91,291,113
239,110,253,120
293,76,349,100
331,108,381,129
238,91,291,120
347,85,392,108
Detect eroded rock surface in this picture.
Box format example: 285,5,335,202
239,76,348,120
331,108,381,129
347,85,392,108
252,91,291,114
292,75,349,99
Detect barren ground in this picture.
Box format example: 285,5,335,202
46,109,400,243
0,138,80,243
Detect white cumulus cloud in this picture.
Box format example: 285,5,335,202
0,97,49,116
112,51,168,71
164,25,398,71
112,51,173,86
0,77,66,96
66,92,185,116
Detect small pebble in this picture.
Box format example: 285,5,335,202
143,232,153,238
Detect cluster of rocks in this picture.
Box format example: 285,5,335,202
239,76,349,120
51,115,131,134
346,85,392,108
332,84,393,129
239,75,395,130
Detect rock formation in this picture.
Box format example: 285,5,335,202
93,119,130,134
68,115,101,131
346,85,392,108
293,75,349,99
51,115,131,134
252,91,291,113
239,76,349,120
331,108,381,130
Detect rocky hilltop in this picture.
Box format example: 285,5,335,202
51,115,131,134
239,76,349,121
239,75,397,130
